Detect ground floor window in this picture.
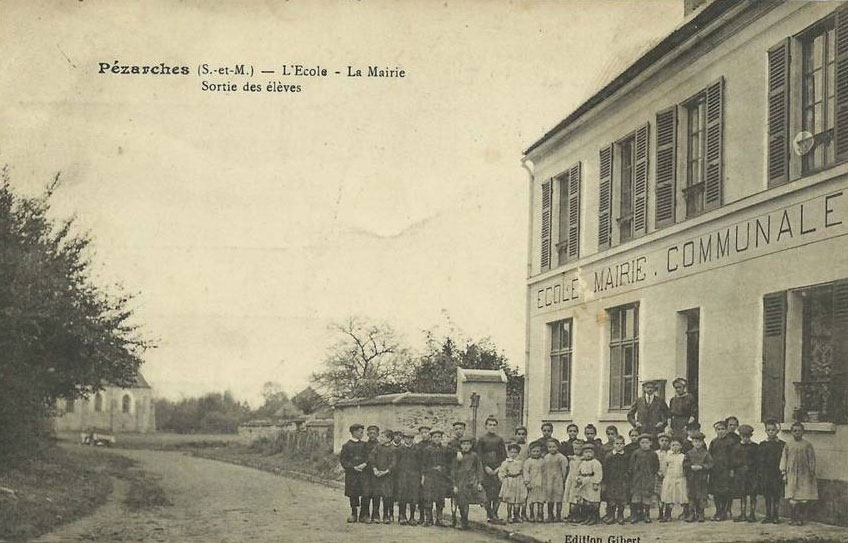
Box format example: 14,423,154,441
550,319,572,411
609,303,639,410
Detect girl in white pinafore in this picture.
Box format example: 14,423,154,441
659,439,688,521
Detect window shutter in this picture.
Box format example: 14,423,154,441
567,162,581,260
761,291,786,422
598,145,613,250
655,107,677,228
768,38,791,187
634,123,649,237
835,6,848,161
704,77,724,210
830,280,848,423
541,180,552,271
609,348,622,410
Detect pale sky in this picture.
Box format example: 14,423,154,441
0,0,683,406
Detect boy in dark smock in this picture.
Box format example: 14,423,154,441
369,429,398,524
730,425,759,522
708,420,736,521
602,435,629,525
756,419,785,524
339,424,369,523
452,436,485,530
684,431,713,522
420,429,452,527
475,415,507,524
394,432,421,525
629,434,659,523
360,425,381,522
412,425,433,525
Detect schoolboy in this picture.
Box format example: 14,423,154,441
600,425,619,461
629,434,659,523
757,419,785,524
725,416,741,443
446,421,467,455
476,416,507,524
361,425,381,523
370,429,398,524
623,427,641,459
413,425,432,525
385,429,404,522
452,436,485,530
708,420,735,521
339,423,369,523
602,435,629,525
684,431,712,523
394,432,420,525
420,428,451,527
681,421,701,453
731,424,758,522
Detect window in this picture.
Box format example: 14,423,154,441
122,394,132,414
684,309,701,397
684,94,707,217
768,6,848,187
797,284,842,422
555,163,581,266
94,392,103,412
550,319,573,411
65,398,75,413
619,137,635,242
801,20,836,174
609,303,639,410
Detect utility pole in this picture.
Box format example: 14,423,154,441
470,392,480,438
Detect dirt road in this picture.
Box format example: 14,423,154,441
35,449,501,543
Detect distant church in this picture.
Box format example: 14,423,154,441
54,373,156,433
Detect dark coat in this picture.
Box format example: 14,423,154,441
757,438,785,496
684,447,713,501
602,451,630,503
731,441,759,497
340,439,369,498
561,438,583,458
668,393,698,438
369,442,398,498
627,395,670,435
361,438,380,496
451,451,486,507
394,445,420,502
708,434,736,495
475,432,506,500
420,442,452,500
629,448,659,499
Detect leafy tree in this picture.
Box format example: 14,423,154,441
252,381,293,419
291,386,325,415
155,391,251,434
0,170,151,463
311,316,411,402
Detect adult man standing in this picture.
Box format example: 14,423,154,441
627,381,670,438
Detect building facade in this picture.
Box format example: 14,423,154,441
54,374,156,434
523,1,848,525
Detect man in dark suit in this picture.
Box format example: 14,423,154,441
626,381,669,437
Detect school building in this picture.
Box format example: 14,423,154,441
522,1,848,524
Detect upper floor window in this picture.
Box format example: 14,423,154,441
550,319,573,411
801,20,836,174
684,93,707,217
540,162,581,272
598,125,648,250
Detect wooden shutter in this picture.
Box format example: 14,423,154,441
761,291,786,422
567,162,581,260
835,6,848,161
704,77,724,211
634,123,649,237
831,280,848,423
768,39,791,187
598,145,613,250
655,107,677,228
541,180,552,271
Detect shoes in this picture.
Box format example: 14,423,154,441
760,517,771,524
617,517,625,525
490,518,505,525
399,518,408,525
734,515,746,522
747,514,756,523
347,515,357,523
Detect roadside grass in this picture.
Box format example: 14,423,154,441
0,445,170,541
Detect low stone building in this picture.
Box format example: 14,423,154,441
331,367,510,453
54,373,155,434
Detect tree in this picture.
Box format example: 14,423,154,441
291,386,325,415
403,329,521,394
252,381,292,419
0,169,151,463
311,316,411,402
155,391,251,434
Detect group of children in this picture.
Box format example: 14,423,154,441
339,414,819,530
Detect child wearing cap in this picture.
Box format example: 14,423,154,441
523,442,545,522
369,429,398,524
708,420,735,521
629,433,659,523
452,436,485,530
420,429,451,527
781,422,818,526
395,432,421,525
731,424,759,522
542,438,569,522
602,435,629,525
757,419,785,524
575,444,603,525
385,430,404,522
360,425,381,522
413,425,432,525
498,442,527,523
684,431,713,522
340,424,369,523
